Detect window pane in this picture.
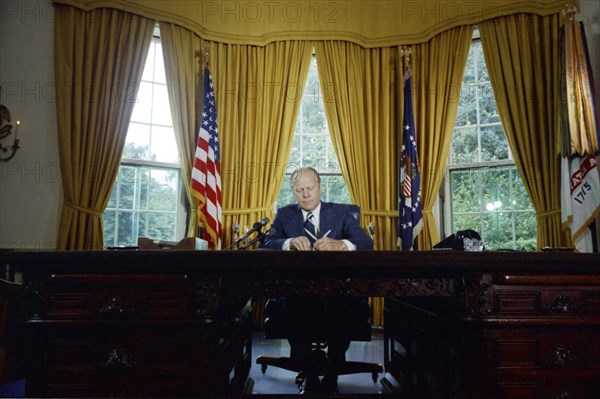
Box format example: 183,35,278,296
123,123,150,159
117,166,137,209
151,84,172,126
455,85,477,127
148,169,179,211
117,210,135,246
479,83,500,124
302,135,327,169
146,212,177,240
150,126,178,163
462,46,476,83
103,210,116,243
301,98,326,134
130,81,153,123
450,169,481,213
514,212,537,250
141,42,155,82
322,175,351,204
138,168,150,210
287,135,302,170
277,183,296,207
451,127,478,163
475,44,488,83
153,43,167,84
480,124,508,161
482,212,514,250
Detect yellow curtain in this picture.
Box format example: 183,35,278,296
410,25,474,249
208,40,312,247
159,23,204,237
54,5,155,249
314,42,397,251
55,0,570,48
480,13,569,249
314,42,397,326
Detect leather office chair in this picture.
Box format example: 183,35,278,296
255,205,383,389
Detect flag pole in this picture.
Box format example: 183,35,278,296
401,46,417,251
398,45,422,251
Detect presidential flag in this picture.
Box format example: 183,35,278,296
191,68,222,249
398,68,423,250
561,155,600,252
560,18,600,252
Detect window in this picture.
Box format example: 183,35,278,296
103,37,184,247
276,56,351,206
444,37,537,250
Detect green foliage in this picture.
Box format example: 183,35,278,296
103,159,180,247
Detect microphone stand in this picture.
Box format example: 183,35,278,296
238,231,265,250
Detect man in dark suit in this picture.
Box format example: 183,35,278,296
264,167,374,394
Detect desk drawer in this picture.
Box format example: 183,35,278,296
493,377,600,399
492,329,600,370
29,274,219,321
26,326,211,398
493,286,600,316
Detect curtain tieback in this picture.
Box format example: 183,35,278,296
222,206,272,216
64,200,104,217
536,208,561,221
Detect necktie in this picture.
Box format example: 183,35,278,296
304,212,318,242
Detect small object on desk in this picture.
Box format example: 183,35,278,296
541,247,576,252
195,238,208,250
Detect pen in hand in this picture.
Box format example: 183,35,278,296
312,230,332,251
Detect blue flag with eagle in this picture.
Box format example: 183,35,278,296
398,67,423,250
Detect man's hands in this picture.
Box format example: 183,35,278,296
290,236,312,251
290,236,348,251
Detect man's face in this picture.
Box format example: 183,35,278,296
292,170,322,212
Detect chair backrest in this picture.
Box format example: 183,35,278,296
346,204,360,221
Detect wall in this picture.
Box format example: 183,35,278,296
1,0,60,249
0,0,599,249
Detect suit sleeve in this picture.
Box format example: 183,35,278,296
341,209,374,250
262,208,290,250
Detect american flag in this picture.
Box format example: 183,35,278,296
191,67,222,249
398,68,423,250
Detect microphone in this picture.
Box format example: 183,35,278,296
238,227,276,250
235,217,269,244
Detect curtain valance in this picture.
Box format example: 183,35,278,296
53,0,572,47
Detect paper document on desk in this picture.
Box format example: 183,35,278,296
195,238,209,250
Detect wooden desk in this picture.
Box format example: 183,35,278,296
5,250,600,398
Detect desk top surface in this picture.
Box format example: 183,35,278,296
4,250,599,277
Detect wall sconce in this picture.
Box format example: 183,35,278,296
0,98,20,162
